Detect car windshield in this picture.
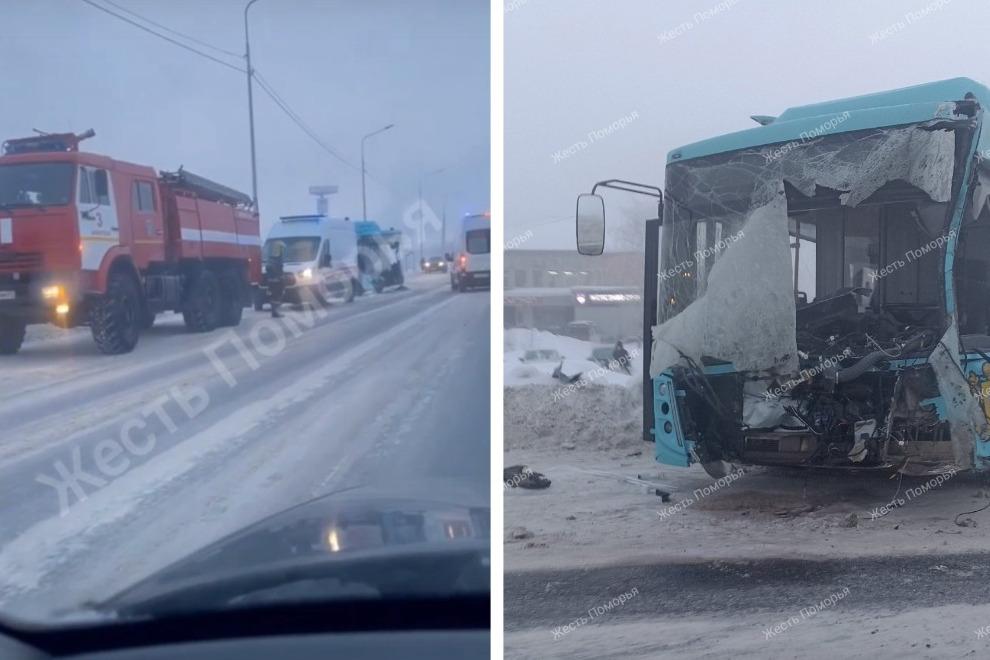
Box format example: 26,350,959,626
264,237,320,263
0,0,491,630
0,162,74,208
466,228,490,254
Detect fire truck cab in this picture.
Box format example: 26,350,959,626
0,130,261,355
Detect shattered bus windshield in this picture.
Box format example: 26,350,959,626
655,123,958,377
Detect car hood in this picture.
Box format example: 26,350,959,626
101,485,489,616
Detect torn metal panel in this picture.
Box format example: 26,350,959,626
967,166,990,222
740,380,787,428
651,192,797,377
929,323,985,471
780,125,956,206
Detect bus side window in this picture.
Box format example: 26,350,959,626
957,206,990,335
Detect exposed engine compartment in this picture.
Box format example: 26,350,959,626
743,290,947,470
669,240,961,473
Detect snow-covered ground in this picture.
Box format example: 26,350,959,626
506,445,990,571
0,273,489,621
506,603,990,659
504,329,990,658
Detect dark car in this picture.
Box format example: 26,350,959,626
422,257,448,273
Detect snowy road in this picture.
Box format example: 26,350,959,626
505,555,990,658
506,552,990,631
0,275,489,619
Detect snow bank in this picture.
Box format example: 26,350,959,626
504,384,642,452
504,329,644,452
504,327,640,387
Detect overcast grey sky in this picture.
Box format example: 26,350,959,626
1,0,489,252
506,0,990,250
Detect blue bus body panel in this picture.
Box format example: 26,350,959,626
654,374,693,467
354,221,384,237
667,77,990,165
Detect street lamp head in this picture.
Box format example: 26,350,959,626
365,123,395,141
424,166,447,180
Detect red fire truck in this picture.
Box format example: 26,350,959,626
0,130,261,355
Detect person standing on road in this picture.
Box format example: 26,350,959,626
612,340,632,374
265,241,286,319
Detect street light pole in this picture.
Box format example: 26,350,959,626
244,0,262,211
361,123,394,222
418,180,423,265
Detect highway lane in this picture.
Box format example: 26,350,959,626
0,275,490,620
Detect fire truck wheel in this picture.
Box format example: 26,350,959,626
0,316,26,355
90,273,142,355
183,269,222,332
217,272,244,327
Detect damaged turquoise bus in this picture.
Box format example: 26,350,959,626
577,77,990,477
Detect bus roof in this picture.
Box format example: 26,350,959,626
462,212,490,230
667,77,990,165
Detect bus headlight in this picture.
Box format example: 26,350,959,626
42,285,63,300
299,268,314,281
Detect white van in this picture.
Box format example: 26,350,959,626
260,215,359,305
450,212,491,292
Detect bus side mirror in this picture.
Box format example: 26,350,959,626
576,193,605,255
